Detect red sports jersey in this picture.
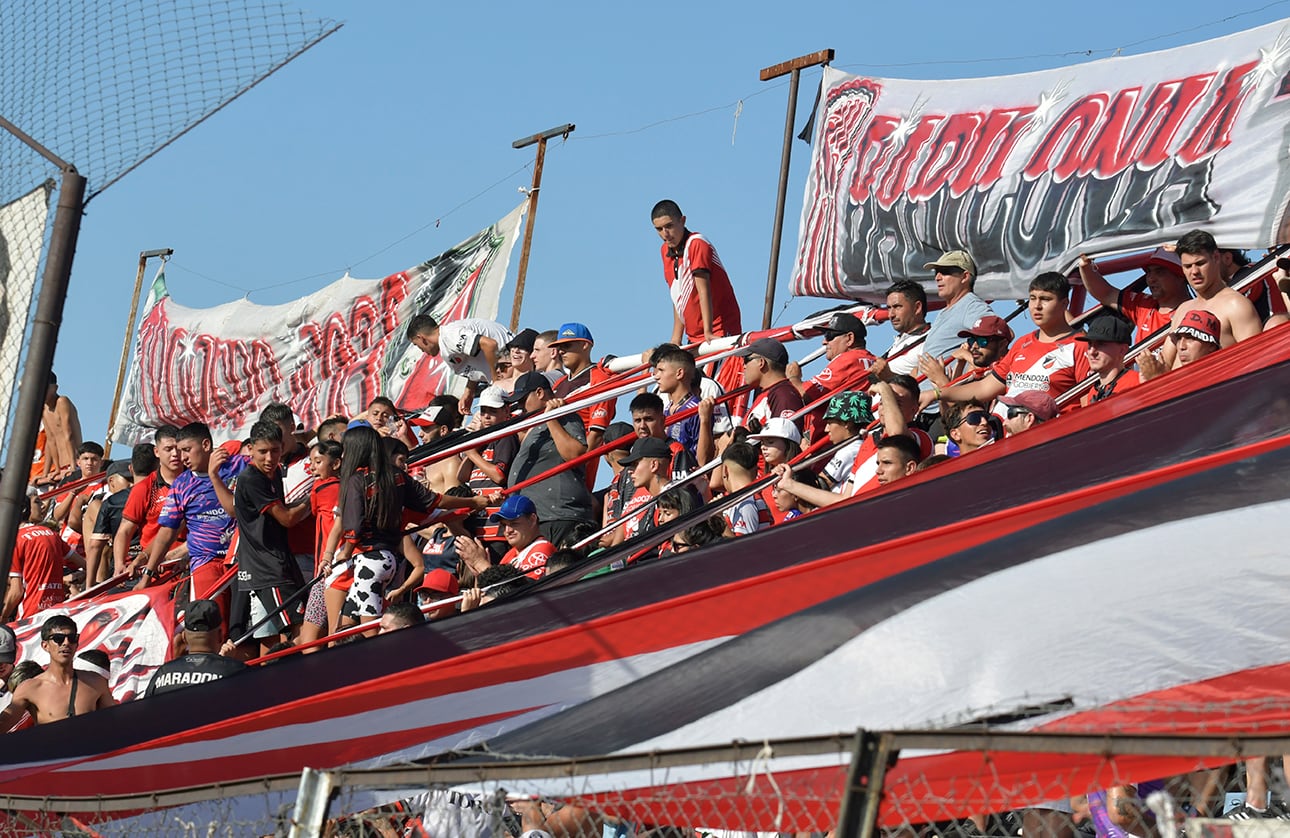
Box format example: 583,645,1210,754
11,522,71,619
801,348,876,440
122,471,179,551
1082,369,1141,406
749,379,805,430
1118,289,1173,341
991,331,1090,402
661,233,743,342
846,429,934,498
503,538,555,580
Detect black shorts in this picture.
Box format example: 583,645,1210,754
249,584,304,639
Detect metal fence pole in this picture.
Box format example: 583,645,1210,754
0,167,86,583
836,729,897,838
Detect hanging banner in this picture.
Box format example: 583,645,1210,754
791,19,1290,302
0,183,52,446
110,202,525,446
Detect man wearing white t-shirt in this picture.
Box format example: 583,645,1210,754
406,314,514,413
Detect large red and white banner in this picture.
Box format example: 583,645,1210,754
110,203,525,445
791,19,1290,302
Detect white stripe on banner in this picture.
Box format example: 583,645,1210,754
0,184,51,448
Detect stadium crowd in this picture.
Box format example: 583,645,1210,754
2,205,1290,835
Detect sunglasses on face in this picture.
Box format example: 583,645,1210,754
1006,406,1031,419
46,633,78,646
959,411,990,427
965,336,995,348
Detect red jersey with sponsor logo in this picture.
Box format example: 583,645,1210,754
661,233,743,342
748,379,804,430
11,522,71,619
503,538,555,580
991,331,1090,402
123,471,180,551
554,363,616,434
801,348,876,440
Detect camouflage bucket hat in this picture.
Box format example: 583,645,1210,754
823,390,873,425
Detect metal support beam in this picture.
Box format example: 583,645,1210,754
836,729,897,838
287,767,336,838
0,167,86,586
509,123,575,332
759,49,833,329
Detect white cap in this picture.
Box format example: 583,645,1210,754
477,385,507,410
748,417,802,445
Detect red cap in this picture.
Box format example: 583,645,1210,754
997,390,1058,422
1174,309,1221,346
418,568,460,597
958,315,1014,342
219,439,243,457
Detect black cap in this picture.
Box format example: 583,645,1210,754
505,370,551,404
603,422,635,445
619,436,672,465
184,599,222,632
745,337,789,366
1076,313,1134,344
106,460,132,480
505,328,539,352
823,312,866,341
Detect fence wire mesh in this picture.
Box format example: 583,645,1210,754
14,731,1290,838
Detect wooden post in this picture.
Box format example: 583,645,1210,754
103,248,172,457
509,123,575,332
760,49,834,329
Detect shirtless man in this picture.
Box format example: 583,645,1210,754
32,372,83,487
0,615,115,730
1161,230,1261,368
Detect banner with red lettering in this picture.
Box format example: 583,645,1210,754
110,202,525,445
791,19,1290,302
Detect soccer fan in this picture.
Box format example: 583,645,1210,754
550,322,616,485
945,401,996,455
504,371,595,545
651,199,743,345
487,494,555,579
135,422,247,606
873,436,922,485
743,338,805,431
531,329,564,380
1140,309,1222,381
920,315,1015,394
405,313,514,412
1078,248,1188,340
772,469,826,520
3,496,80,621
117,425,186,580
933,272,1088,407
363,396,417,448
843,377,934,499
0,615,116,730
1076,313,1139,406
495,328,538,391
228,420,313,652
818,391,872,490
461,385,518,495
31,372,83,489
305,439,343,643
920,250,995,364
1160,231,1261,369
874,280,932,379
997,391,1058,437
51,441,105,551
0,626,15,714
460,564,531,611
378,602,426,634
143,599,245,697
415,569,461,620
789,312,877,440
625,393,700,496
653,346,713,462
315,415,349,444
606,437,673,547
718,441,770,536
748,417,801,525
85,451,147,585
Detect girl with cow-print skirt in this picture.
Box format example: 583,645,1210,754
331,423,492,633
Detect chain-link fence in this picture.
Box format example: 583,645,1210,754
13,729,1290,838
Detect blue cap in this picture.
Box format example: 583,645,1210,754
489,494,538,522
549,322,593,345
347,419,373,430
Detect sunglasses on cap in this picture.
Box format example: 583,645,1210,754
46,632,78,646
958,411,990,427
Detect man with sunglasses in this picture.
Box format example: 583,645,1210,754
0,615,115,731
998,390,1058,437
550,323,616,488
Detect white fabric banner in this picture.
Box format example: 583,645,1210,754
791,18,1290,302
0,184,52,445
110,202,525,445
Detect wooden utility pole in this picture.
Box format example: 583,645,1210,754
509,122,575,332
760,49,834,329
103,247,172,457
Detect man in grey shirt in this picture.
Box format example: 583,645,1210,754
915,250,994,421
505,371,594,547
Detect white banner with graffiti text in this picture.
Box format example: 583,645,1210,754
0,184,51,446
110,202,525,446
791,18,1290,302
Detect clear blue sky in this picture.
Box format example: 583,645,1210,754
55,0,1290,445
